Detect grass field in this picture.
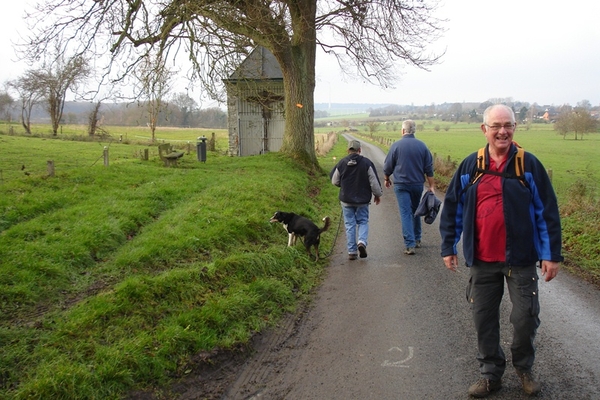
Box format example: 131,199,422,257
0,128,347,399
317,120,600,203
0,121,598,398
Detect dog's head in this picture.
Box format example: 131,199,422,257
269,211,284,223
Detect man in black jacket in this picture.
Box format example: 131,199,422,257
331,140,383,260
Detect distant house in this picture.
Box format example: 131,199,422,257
543,110,550,120
223,47,285,156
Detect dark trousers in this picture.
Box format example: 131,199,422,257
468,260,540,380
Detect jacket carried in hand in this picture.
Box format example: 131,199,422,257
415,190,441,225
439,144,563,267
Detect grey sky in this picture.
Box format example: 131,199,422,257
2,0,599,107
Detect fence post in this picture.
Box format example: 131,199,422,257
47,160,55,177
547,168,553,182
103,146,109,167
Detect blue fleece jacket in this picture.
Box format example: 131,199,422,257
439,144,563,267
383,134,434,184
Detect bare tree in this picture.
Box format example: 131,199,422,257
134,53,174,142
554,108,571,139
35,54,91,135
554,106,597,140
23,0,444,166
171,92,198,127
9,72,45,134
570,107,597,140
449,102,462,122
0,90,14,122
88,101,104,136
367,121,379,137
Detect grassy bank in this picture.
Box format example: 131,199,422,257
0,132,345,399
1,122,598,398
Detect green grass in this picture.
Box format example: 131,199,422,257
0,131,344,399
0,122,598,398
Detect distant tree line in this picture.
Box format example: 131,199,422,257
365,99,599,139
0,91,227,130
1,49,226,139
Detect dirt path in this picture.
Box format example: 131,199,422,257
162,136,600,400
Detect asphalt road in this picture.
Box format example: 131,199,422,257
222,135,600,400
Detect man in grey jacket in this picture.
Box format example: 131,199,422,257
331,140,383,260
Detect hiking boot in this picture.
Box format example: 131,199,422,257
516,370,541,395
415,240,422,248
358,243,367,258
404,247,415,255
468,378,502,398
348,254,357,260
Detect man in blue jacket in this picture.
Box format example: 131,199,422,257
384,120,436,255
331,140,382,260
439,104,563,397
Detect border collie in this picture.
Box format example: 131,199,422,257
270,211,331,261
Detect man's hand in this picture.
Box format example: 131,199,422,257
443,255,459,272
373,196,381,205
541,260,560,282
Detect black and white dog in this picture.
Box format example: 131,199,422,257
270,211,331,261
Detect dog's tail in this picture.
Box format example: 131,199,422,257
320,216,331,233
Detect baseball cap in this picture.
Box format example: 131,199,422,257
348,140,361,150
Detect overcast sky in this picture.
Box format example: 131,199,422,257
2,0,599,107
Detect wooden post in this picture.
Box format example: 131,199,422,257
103,146,109,167
143,148,149,160
47,160,55,177
547,168,553,182
210,132,216,151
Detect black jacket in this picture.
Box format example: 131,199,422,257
330,153,383,205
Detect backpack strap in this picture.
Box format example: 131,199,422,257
470,147,487,185
466,144,528,192
514,145,525,181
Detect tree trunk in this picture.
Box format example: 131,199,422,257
279,59,316,166
276,9,318,167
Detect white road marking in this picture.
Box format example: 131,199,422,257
381,346,414,368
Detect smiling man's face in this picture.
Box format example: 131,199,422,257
481,106,516,155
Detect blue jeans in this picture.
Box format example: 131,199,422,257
468,261,540,380
342,204,370,254
393,183,423,248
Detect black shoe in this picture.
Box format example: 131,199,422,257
516,370,541,395
348,254,357,260
358,243,367,258
468,378,502,398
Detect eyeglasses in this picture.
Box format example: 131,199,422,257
485,123,516,132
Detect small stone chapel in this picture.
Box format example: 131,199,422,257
223,46,285,156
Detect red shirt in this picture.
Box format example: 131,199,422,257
475,158,506,262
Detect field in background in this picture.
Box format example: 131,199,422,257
0,122,228,144
317,120,600,203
